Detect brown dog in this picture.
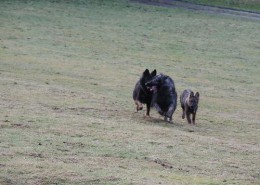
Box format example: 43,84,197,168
180,89,199,124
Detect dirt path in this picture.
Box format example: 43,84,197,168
132,0,260,21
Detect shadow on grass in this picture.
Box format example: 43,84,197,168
131,111,184,127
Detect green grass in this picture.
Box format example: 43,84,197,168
181,0,260,12
0,0,260,184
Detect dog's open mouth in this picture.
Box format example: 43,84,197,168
148,86,157,93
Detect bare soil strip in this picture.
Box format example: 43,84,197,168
132,0,260,20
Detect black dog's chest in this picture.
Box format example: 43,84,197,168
188,106,197,113
139,92,152,102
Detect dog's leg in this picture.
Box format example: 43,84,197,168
192,112,196,124
154,103,164,115
182,108,185,119
134,100,138,112
165,117,172,123
135,100,143,112
165,105,174,123
146,102,151,116
186,112,191,124
182,104,188,119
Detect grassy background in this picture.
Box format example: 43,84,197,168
0,0,259,184
181,0,260,12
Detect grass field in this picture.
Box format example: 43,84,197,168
0,0,259,184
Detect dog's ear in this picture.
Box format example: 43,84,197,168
151,69,157,77
143,69,150,76
195,92,200,99
190,91,194,97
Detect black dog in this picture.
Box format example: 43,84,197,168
133,69,157,116
180,89,199,124
145,73,177,122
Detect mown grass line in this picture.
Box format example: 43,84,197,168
180,0,260,12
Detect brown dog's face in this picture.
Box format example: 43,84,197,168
188,92,199,110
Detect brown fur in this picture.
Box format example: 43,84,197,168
134,100,143,111
180,89,199,124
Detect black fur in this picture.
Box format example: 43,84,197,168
145,73,177,122
133,69,157,116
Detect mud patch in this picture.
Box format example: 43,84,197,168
28,153,44,158
146,157,173,169
0,122,30,129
